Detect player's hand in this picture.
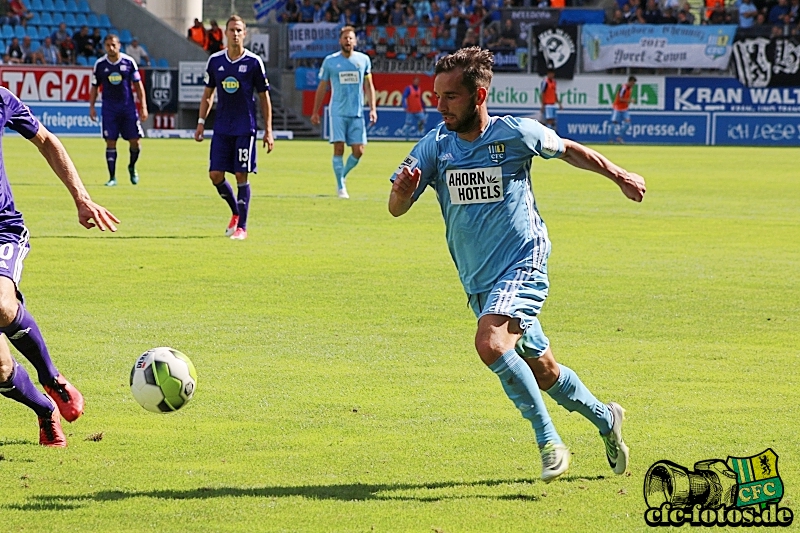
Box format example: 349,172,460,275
618,171,646,202
76,200,120,232
310,112,320,126
194,125,204,142
391,166,421,201
263,131,274,153
140,106,149,122
369,108,378,126
89,106,97,121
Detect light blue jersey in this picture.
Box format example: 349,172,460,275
390,116,565,295
319,50,371,118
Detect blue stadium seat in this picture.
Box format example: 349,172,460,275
38,26,51,39
53,0,67,13
64,13,76,25
156,58,169,68
2,25,13,39
30,0,44,9
78,0,90,13
14,25,25,38
42,0,55,10
86,13,98,27
40,11,53,25
99,14,111,29
51,12,64,25
26,26,38,38
65,0,78,12
0,40,5,51
118,29,131,45
29,12,41,25
31,39,41,50
76,55,88,65
75,13,86,26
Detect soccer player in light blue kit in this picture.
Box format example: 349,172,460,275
311,26,377,199
195,15,274,241
89,34,148,187
390,48,646,482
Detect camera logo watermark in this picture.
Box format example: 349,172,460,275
643,448,794,527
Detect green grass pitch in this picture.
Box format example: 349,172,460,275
0,137,798,532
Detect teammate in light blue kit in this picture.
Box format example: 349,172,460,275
390,48,646,482
311,26,377,199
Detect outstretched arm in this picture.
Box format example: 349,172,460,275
389,166,421,217
559,139,646,202
29,125,120,231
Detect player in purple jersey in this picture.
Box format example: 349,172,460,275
89,34,149,187
195,15,274,241
0,87,119,447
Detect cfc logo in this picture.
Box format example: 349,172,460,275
222,76,240,94
108,72,123,85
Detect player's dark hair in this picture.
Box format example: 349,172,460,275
104,33,119,43
629,76,637,83
434,47,494,95
340,25,356,37
226,15,246,30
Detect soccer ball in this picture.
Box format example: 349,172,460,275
130,347,197,413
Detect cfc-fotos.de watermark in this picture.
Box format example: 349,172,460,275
643,448,794,527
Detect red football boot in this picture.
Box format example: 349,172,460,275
39,406,67,448
44,374,84,423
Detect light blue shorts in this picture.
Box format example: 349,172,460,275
611,109,631,123
544,105,558,120
468,261,551,359
329,115,367,145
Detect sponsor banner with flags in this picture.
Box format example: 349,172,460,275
732,35,800,87
288,23,342,59
581,24,737,71
534,25,578,79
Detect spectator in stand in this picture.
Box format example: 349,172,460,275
20,35,35,63
74,26,94,59
707,4,731,23
59,33,75,64
299,0,315,22
39,36,60,65
461,27,479,46
356,3,371,29
789,0,799,24
52,22,70,46
678,1,695,23
768,0,790,24
327,0,344,23
0,0,21,27
88,27,103,57
344,7,358,25
661,0,682,12
404,5,419,25
4,36,23,63
609,8,625,24
188,18,207,49
9,0,32,27
677,8,693,23
415,0,432,19
643,0,662,23
125,37,150,66
207,20,224,54
390,1,405,25
468,6,488,30
496,18,519,47
279,0,301,22
437,27,455,49
483,23,498,45
739,0,758,27
662,7,678,22
634,5,648,23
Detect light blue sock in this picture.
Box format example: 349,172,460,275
545,364,612,435
332,155,344,190
342,154,360,178
489,349,561,446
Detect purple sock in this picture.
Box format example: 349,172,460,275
237,183,251,229
215,181,238,215
0,359,54,418
106,148,117,178
129,148,140,169
0,305,58,385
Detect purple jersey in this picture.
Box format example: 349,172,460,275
0,87,40,227
92,53,141,115
204,50,269,136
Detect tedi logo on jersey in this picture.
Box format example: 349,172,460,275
108,72,123,85
446,167,503,205
643,449,793,528
488,143,505,163
221,76,240,94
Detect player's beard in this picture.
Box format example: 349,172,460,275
443,97,480,134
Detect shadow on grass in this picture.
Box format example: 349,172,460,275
5,475,608,510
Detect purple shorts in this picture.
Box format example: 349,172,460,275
103,110,144,141
209,133,257,175
0,226,30,301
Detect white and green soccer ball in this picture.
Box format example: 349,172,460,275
130,347,197,413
